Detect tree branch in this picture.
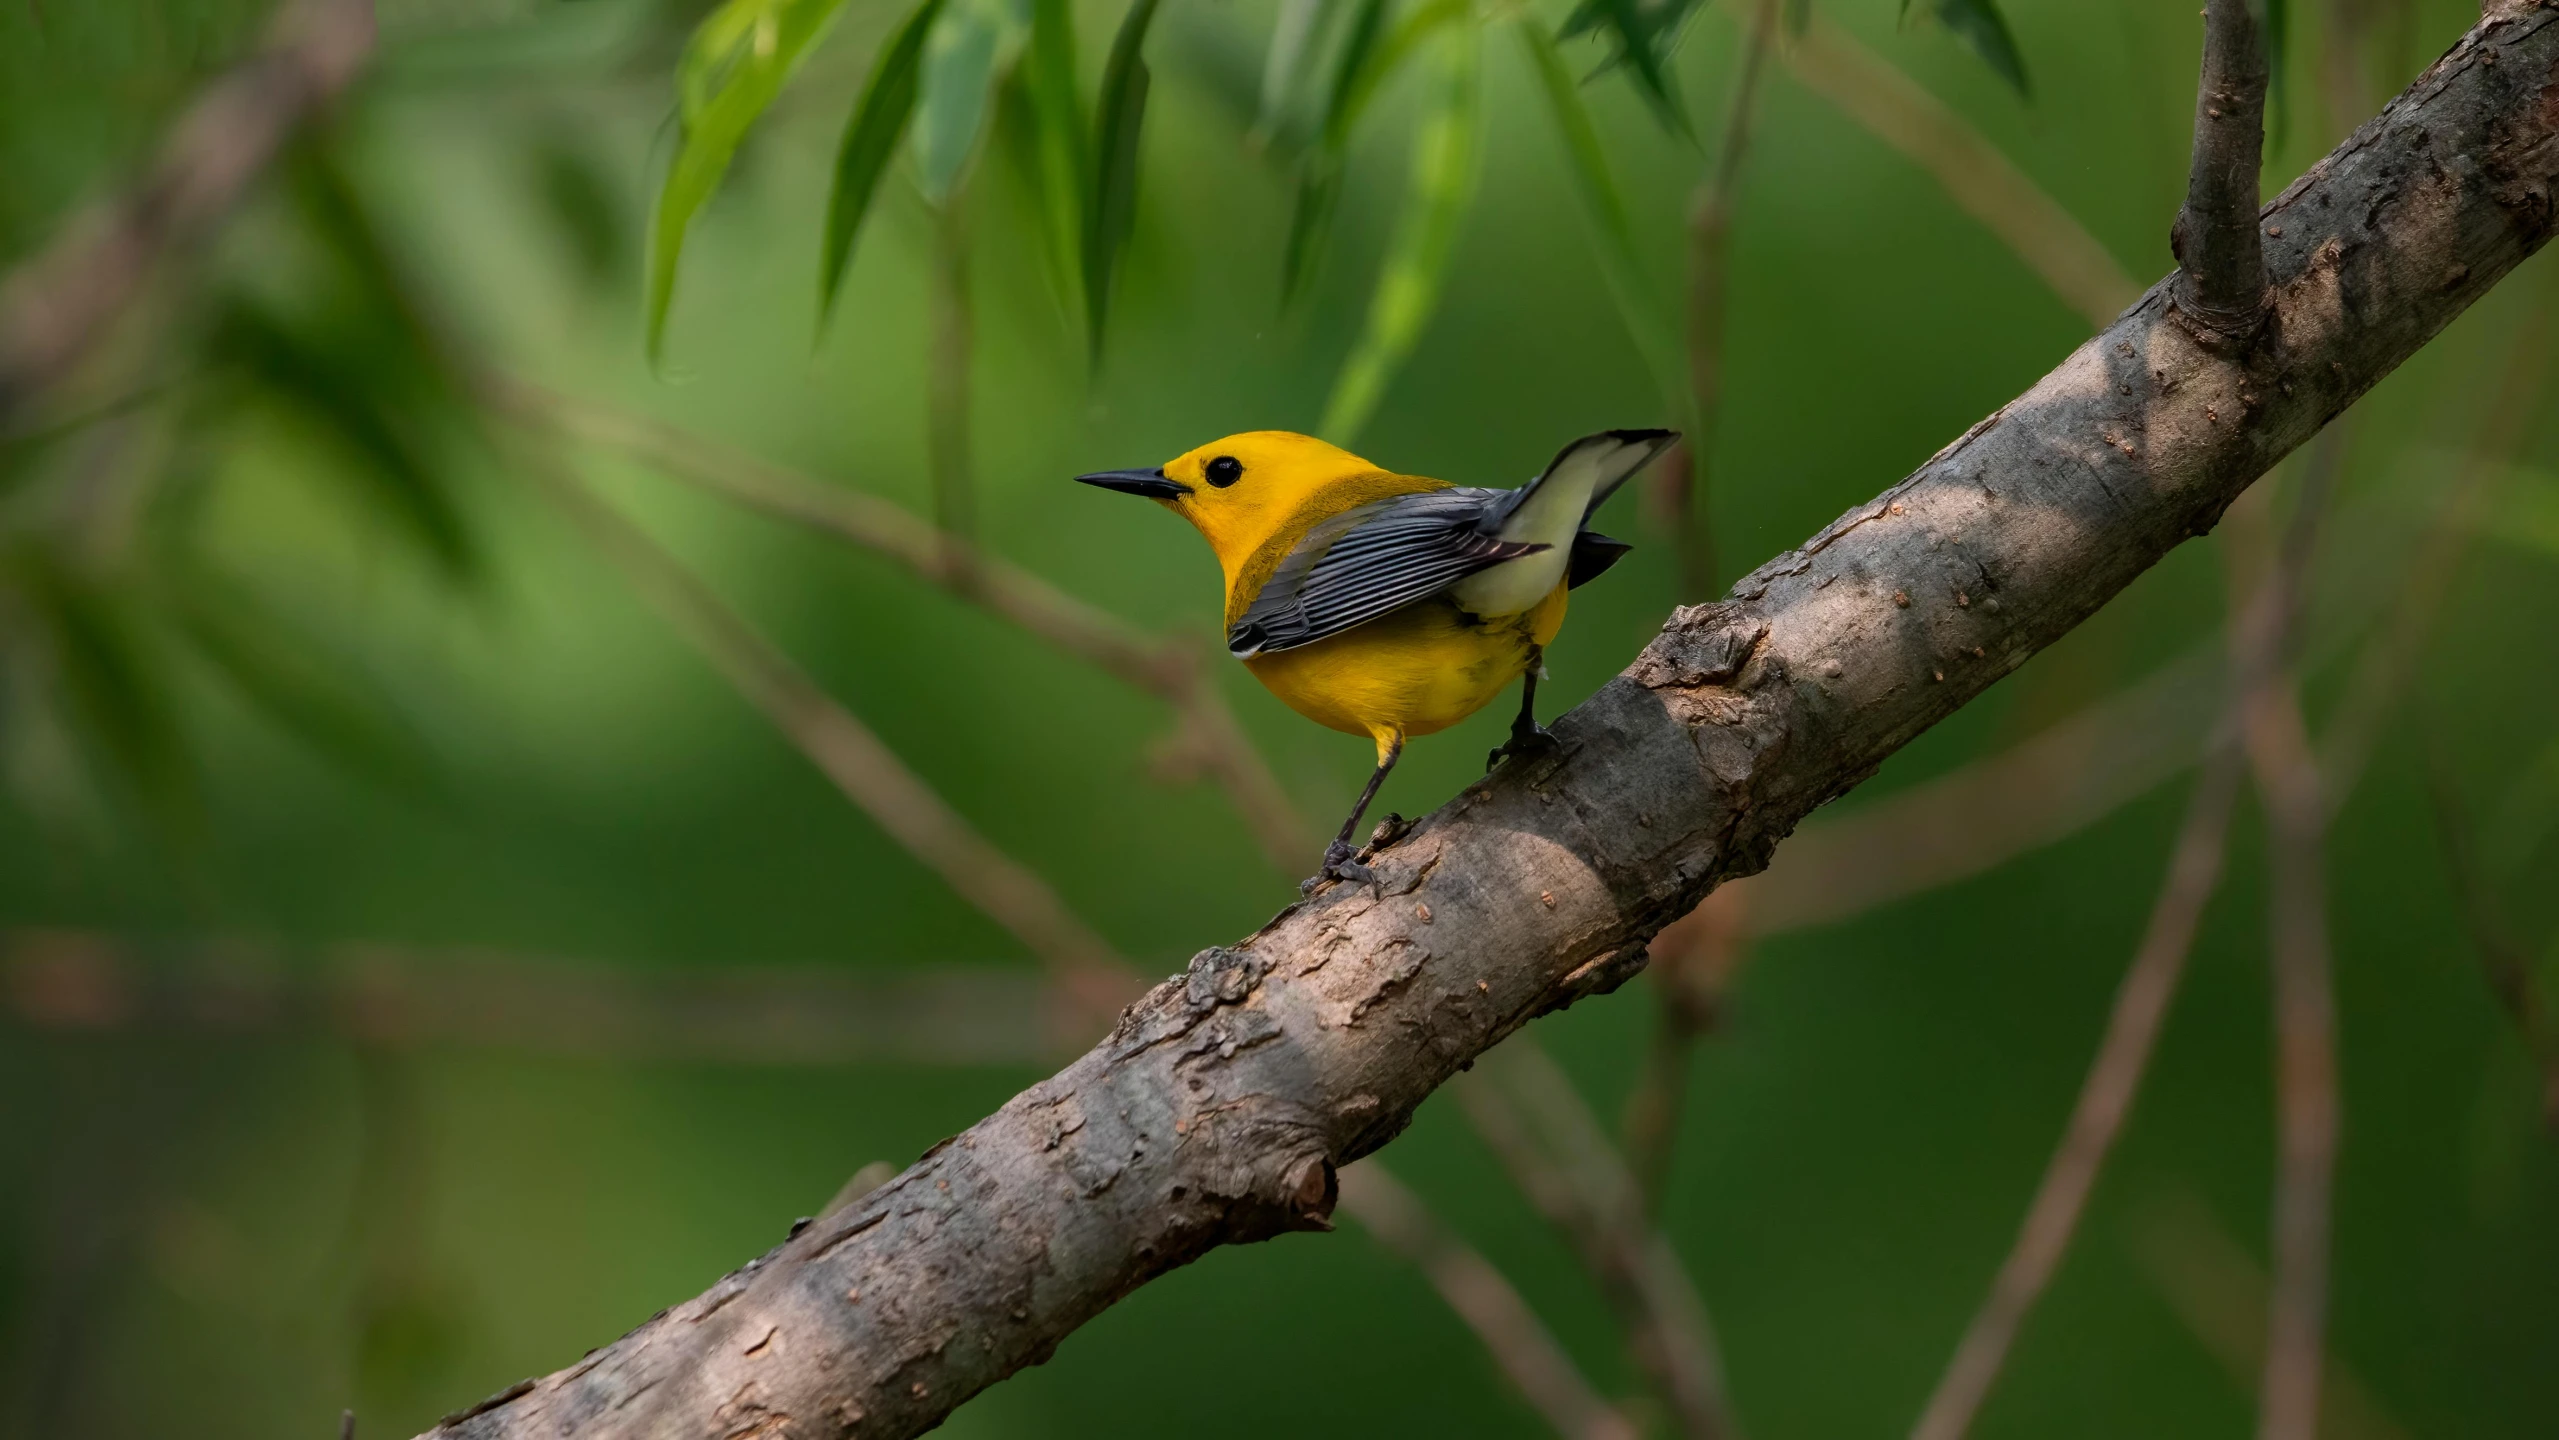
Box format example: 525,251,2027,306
0,0,376,428
1909,402,2355,1440
1672,0,1781,600
2246,673,2340,1440
2174,0,2276,335
487,380,1315,874
420,14,2559,1437
513,439,1141,1031
1773,9,2142,330
1459,1042,1740,1440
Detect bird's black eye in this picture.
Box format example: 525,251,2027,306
1205,455,1244,488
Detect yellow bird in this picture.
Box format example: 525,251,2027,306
1076,428,1675,888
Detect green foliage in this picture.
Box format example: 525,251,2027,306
912,0,1027,205
1318,22,1482,442
1560,0,1697,140
161,561,440,797
1021,0,1089,318
1278,0,1473,308
1515,16,1685,420
0,545,188,814
1278,0,1387,306
1903,0,2031,98
1255,0,1341,145
1085,0,1163,361
648,0,852,364
819,0,946,326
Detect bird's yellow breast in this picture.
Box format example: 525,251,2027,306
1243,583,1568,761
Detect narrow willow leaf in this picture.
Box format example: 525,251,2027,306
1340,0,1471,138
212,299,475,579
819,0,945,325
1906,0,2029,98
1566,0,1696,140
4,550,187,809
1084,0,1163,360
1022,0,1087,317
1316,0,1390,152
648,0,852,363
1319,22,1482,443
912,0,1028,205
168,565,441,795
1283,0,1450,307
1256,0,1337,144
1515,18,1684,418
1281,162,1342,305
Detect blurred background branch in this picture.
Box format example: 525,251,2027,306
0,0,375,428
4,0,2557,1435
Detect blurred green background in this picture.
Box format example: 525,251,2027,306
3,0,2556,1435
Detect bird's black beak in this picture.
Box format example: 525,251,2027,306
1074,467,1191,499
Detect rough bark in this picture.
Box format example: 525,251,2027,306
425,10,2559,1438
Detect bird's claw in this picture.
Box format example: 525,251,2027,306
1301,839,1379,895
1485,723,1562,774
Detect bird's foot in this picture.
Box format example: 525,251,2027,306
1485,723,1562,774
1300,839,1378,895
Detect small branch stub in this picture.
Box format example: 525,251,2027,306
2172,0,2274,338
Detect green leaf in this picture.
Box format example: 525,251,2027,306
1904,0,2029,98
4,547,188,811
1281,162,1343,306
1084,0,1163,361
912,0,1028,206
1316,0,1391,153
1022,0,1088,316
1563,0,1697,140
165,564,442,796
1319,20,1482,443
648,0,852,365
1280,0,1467,307
1515,17,1684,419
210,298,477,580
1784,0,1811,37
1255,0,1340,145
819,0,946,325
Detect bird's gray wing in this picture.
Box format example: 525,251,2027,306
1226,489,1547,658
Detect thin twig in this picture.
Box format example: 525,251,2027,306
1337,1163,1639,1440
1671,0,1779,600
511,437,1142,1033
1911,417,2349,1440
1,926,1066,1066
2317,286,2552,800
1908,740,2247,1440
2173,0,2273,335
927,197,977,558
1622,883,1750,1213
1462,1041,1742,1440
484,378,1314,874
2422,750,2559,1127
2129,1190,2413,1440
1770,8,2141,330
0,0,377,427
2242,441,2346,1440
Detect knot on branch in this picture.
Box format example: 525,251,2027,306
1635,604,1769,692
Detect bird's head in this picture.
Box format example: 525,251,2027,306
1076,430,1384,584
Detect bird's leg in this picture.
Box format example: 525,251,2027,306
1486,646,1562,772
1307,735,1403,893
